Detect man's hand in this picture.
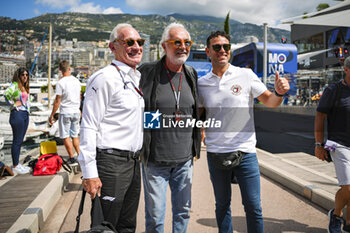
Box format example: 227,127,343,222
275,71,290,95
315,147,329,161
83,177,102,199
49,115,55,125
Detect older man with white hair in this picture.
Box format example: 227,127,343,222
78,23,144,232
138,22,201,233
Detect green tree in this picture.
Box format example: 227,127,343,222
224,11,230,35
317,3,329,11
302,12,308,19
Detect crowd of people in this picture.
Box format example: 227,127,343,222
3,22,350,233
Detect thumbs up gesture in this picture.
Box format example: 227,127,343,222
274,71,290,96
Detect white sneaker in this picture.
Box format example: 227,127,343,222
12,164,30,174
19,164,31,171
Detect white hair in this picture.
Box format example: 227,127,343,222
109,23,134,42
160,22,191,45
345,56,350,69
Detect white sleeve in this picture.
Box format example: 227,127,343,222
77,73,114,179
55,81,63,96
247,69,267,98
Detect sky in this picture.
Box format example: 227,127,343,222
0,0,340,30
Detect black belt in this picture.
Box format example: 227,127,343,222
97,148,141,159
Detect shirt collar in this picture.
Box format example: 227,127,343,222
111,60,141,78
209,64,234,79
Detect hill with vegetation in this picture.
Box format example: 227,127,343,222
0,12,290,45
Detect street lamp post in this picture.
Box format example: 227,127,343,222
263,23,268,86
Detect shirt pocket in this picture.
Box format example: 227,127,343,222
120,88,143,110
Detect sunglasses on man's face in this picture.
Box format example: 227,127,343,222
166,40,193,48
212,44,231,52
116,39,145,47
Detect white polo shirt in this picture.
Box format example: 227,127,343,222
78,60,144,178
55,75,81,114
198,64,266,154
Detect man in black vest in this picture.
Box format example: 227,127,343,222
138,22,200,233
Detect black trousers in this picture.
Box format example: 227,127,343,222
96,149,141,233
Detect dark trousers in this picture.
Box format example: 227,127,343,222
9,110,29,166
96,149,141,233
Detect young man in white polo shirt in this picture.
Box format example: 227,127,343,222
198,31,289,233
49,60,81,164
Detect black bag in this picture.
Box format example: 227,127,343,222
28,158,38,170
324,150,332,163
74,189,117,233
208,151,246,170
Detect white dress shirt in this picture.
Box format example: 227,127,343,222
78,60,144,178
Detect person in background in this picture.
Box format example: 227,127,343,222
314,56,350,233
49,60,81,164
138,22,201,233
4,67,31,174
78,23,144,232
198,31,290,233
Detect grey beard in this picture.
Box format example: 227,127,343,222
172,55,188,65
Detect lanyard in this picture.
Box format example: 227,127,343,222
163,62,183,111
111,63,143,97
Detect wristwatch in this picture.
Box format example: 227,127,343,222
274,90,284,97
315,142,323,148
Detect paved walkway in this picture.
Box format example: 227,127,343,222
257,148,337,211
0,145,75,233
0,145,339,233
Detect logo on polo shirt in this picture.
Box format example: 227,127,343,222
231,84,242,95
144,110,162,129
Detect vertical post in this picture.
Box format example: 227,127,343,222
263,23,268,86
309,76,312,106
47,23,52,108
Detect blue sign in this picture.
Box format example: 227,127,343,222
144,110,162,129
231,42,298,95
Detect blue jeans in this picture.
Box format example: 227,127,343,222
9,110,29,166
142,159,193,233
207,152,263,233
